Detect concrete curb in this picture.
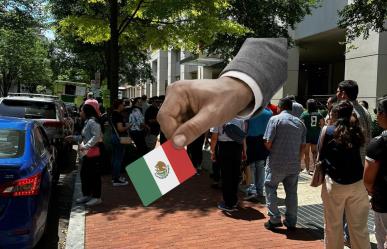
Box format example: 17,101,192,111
65,171,85,249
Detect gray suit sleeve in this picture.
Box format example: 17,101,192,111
220,38,288,113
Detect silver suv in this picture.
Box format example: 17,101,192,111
0,93,74,179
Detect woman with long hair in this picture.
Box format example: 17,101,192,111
364,96,387,249
319,100,370,249
66,104,103,206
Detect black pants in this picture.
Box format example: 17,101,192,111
130,130,148,157
187,134,205,168
217,141,242,207
212,144,221,182
80,156,101,198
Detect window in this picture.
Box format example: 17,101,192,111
38,127,50,149
0,129,25,158
33,127,46,156
65,85,76,95
0,100,57,119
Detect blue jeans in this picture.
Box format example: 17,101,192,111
111,143,124,181
265,169,299,226
250,160,266,196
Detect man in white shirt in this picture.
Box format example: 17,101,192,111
210,118,246,212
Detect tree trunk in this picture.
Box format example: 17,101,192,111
108,0,119,106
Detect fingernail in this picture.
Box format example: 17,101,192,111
173,134,186,148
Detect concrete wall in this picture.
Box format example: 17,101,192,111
345,30,387,110
157,51,168,96
168,49,178,85
295,0,348,40
283,47,300,97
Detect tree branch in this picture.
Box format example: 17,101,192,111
118,0,145,36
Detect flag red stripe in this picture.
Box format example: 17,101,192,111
162,141,196,183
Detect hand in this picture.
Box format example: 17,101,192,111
210,151,216,162
157,77,253,148
78,144,86,151
242,152,247,161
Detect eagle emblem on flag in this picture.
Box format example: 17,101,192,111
154,161,169,179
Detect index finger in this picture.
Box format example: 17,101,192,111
157,107,179,139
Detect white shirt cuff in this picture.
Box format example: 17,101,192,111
221,71,263,119
365,156,376,163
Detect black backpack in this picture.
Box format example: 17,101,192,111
223,123,246,144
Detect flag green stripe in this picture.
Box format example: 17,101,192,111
126,157,162,206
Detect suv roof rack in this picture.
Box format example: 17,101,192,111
7,93,59,100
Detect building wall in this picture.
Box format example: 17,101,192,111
345,30,387,110
294,0,348,40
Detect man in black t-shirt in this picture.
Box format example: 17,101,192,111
364,131,387,249
111,100,130,186
364,96,387,249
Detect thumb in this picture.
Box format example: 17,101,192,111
171,110,214,148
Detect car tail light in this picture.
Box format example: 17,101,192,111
43,120,63,128
0,173,41,197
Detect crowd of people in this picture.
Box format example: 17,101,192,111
205,79,387,249
65,93,166,205
66,37,386,249
68,84,387,249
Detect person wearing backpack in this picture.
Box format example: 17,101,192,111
210,118,246,212
364,96,387,249
263,97,306,230
244,106,272,202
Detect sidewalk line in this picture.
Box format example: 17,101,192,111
65,171,85,249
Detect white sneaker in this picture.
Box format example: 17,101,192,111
112,179,128,187
76,196,91,204
111,176,127,183
85,198,102,206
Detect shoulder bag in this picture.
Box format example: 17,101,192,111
310,126,327,187
109,118,133,145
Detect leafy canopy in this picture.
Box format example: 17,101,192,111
338,0,387,42
53,0,247,51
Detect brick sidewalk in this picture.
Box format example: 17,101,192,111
85,171,324,249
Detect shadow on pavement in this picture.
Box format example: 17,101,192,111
222,206,265,221
87,171,224,218
271,227,324,241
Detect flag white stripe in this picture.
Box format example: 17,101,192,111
142,146,180,195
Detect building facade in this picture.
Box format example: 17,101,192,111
126,0,387,110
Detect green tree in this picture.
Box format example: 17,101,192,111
49,0,247,103
0,29,53,96
338,0,387,42
49,34,106,83
0,0,45,31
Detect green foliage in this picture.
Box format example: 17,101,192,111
0,0,45,31
53,0,246,51
0,28,53,96
338,0,387,42
48,34,104,83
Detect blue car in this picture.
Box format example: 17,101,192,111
0,117,53,249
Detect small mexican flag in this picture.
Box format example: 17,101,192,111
126,140,196,206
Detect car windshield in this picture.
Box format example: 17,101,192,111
0,129,25,158
0,99,57,119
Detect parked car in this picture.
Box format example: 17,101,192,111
0,93,74,180
0,117,54,249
